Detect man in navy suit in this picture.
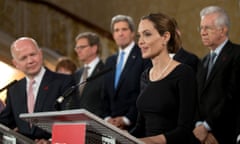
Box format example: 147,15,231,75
103,15,151,130
193,6,240,144
171,18,200,74
173,48,199,73
69,32,105,117
0,37,74,143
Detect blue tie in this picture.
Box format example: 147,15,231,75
115,51,125,88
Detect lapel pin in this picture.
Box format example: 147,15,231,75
43,86,48,91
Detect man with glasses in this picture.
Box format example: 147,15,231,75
69,32,105,117
193,6,240,144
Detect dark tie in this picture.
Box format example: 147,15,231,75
79,66,89,96
115,51,125,88
206,52,216,79
27,79,35,113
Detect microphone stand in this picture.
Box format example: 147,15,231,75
56,80,87,104
0,80,18,92
55,67,112,110
54,80,87,111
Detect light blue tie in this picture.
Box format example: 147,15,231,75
115,51,125,88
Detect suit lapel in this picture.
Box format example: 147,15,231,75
89,60,104,77
34,70,52,112
110,55,117,94
197,55,209,93
116,45,138,90
18,79,29,113
75,68,84,84
201,41,233,92
80,60,104,100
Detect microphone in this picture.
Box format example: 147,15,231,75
0,80,18,92
56,67,112,104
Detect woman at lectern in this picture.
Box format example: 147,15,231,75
130,13,197,144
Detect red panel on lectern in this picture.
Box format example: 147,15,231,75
52,123,86,144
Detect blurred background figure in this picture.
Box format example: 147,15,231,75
69,32,105,117
55,57,77,75
103,15,151,131
171,18,200,74
193,6,240,144
0,37,75,143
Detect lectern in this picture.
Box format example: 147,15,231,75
20,109,144,144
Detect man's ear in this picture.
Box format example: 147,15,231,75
12,59,18,69
221,26,228,36
39,48,43,60
91,45,98,53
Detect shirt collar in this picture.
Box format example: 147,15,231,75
211,38,228,56
26,67,46,85
84,57,100,76
119,41,134,55
118,41,135,61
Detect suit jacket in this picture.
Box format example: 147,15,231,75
196,41,240,144
0,68,75,140
71,60,105,117
103,44,151,128
173,48,200,73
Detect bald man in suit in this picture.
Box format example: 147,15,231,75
0,37,74,143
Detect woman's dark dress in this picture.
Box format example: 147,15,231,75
131,64,197,144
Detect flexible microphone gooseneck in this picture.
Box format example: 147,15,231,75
0,80,18,92
56,67,112,104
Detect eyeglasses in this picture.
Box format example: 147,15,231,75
197,25,219,32
75,45,89,50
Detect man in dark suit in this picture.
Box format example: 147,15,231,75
171,17,200,73
0,37,74,143
103,15,151,130
70,32,105,117
173,48,199,73
193,6,240,144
